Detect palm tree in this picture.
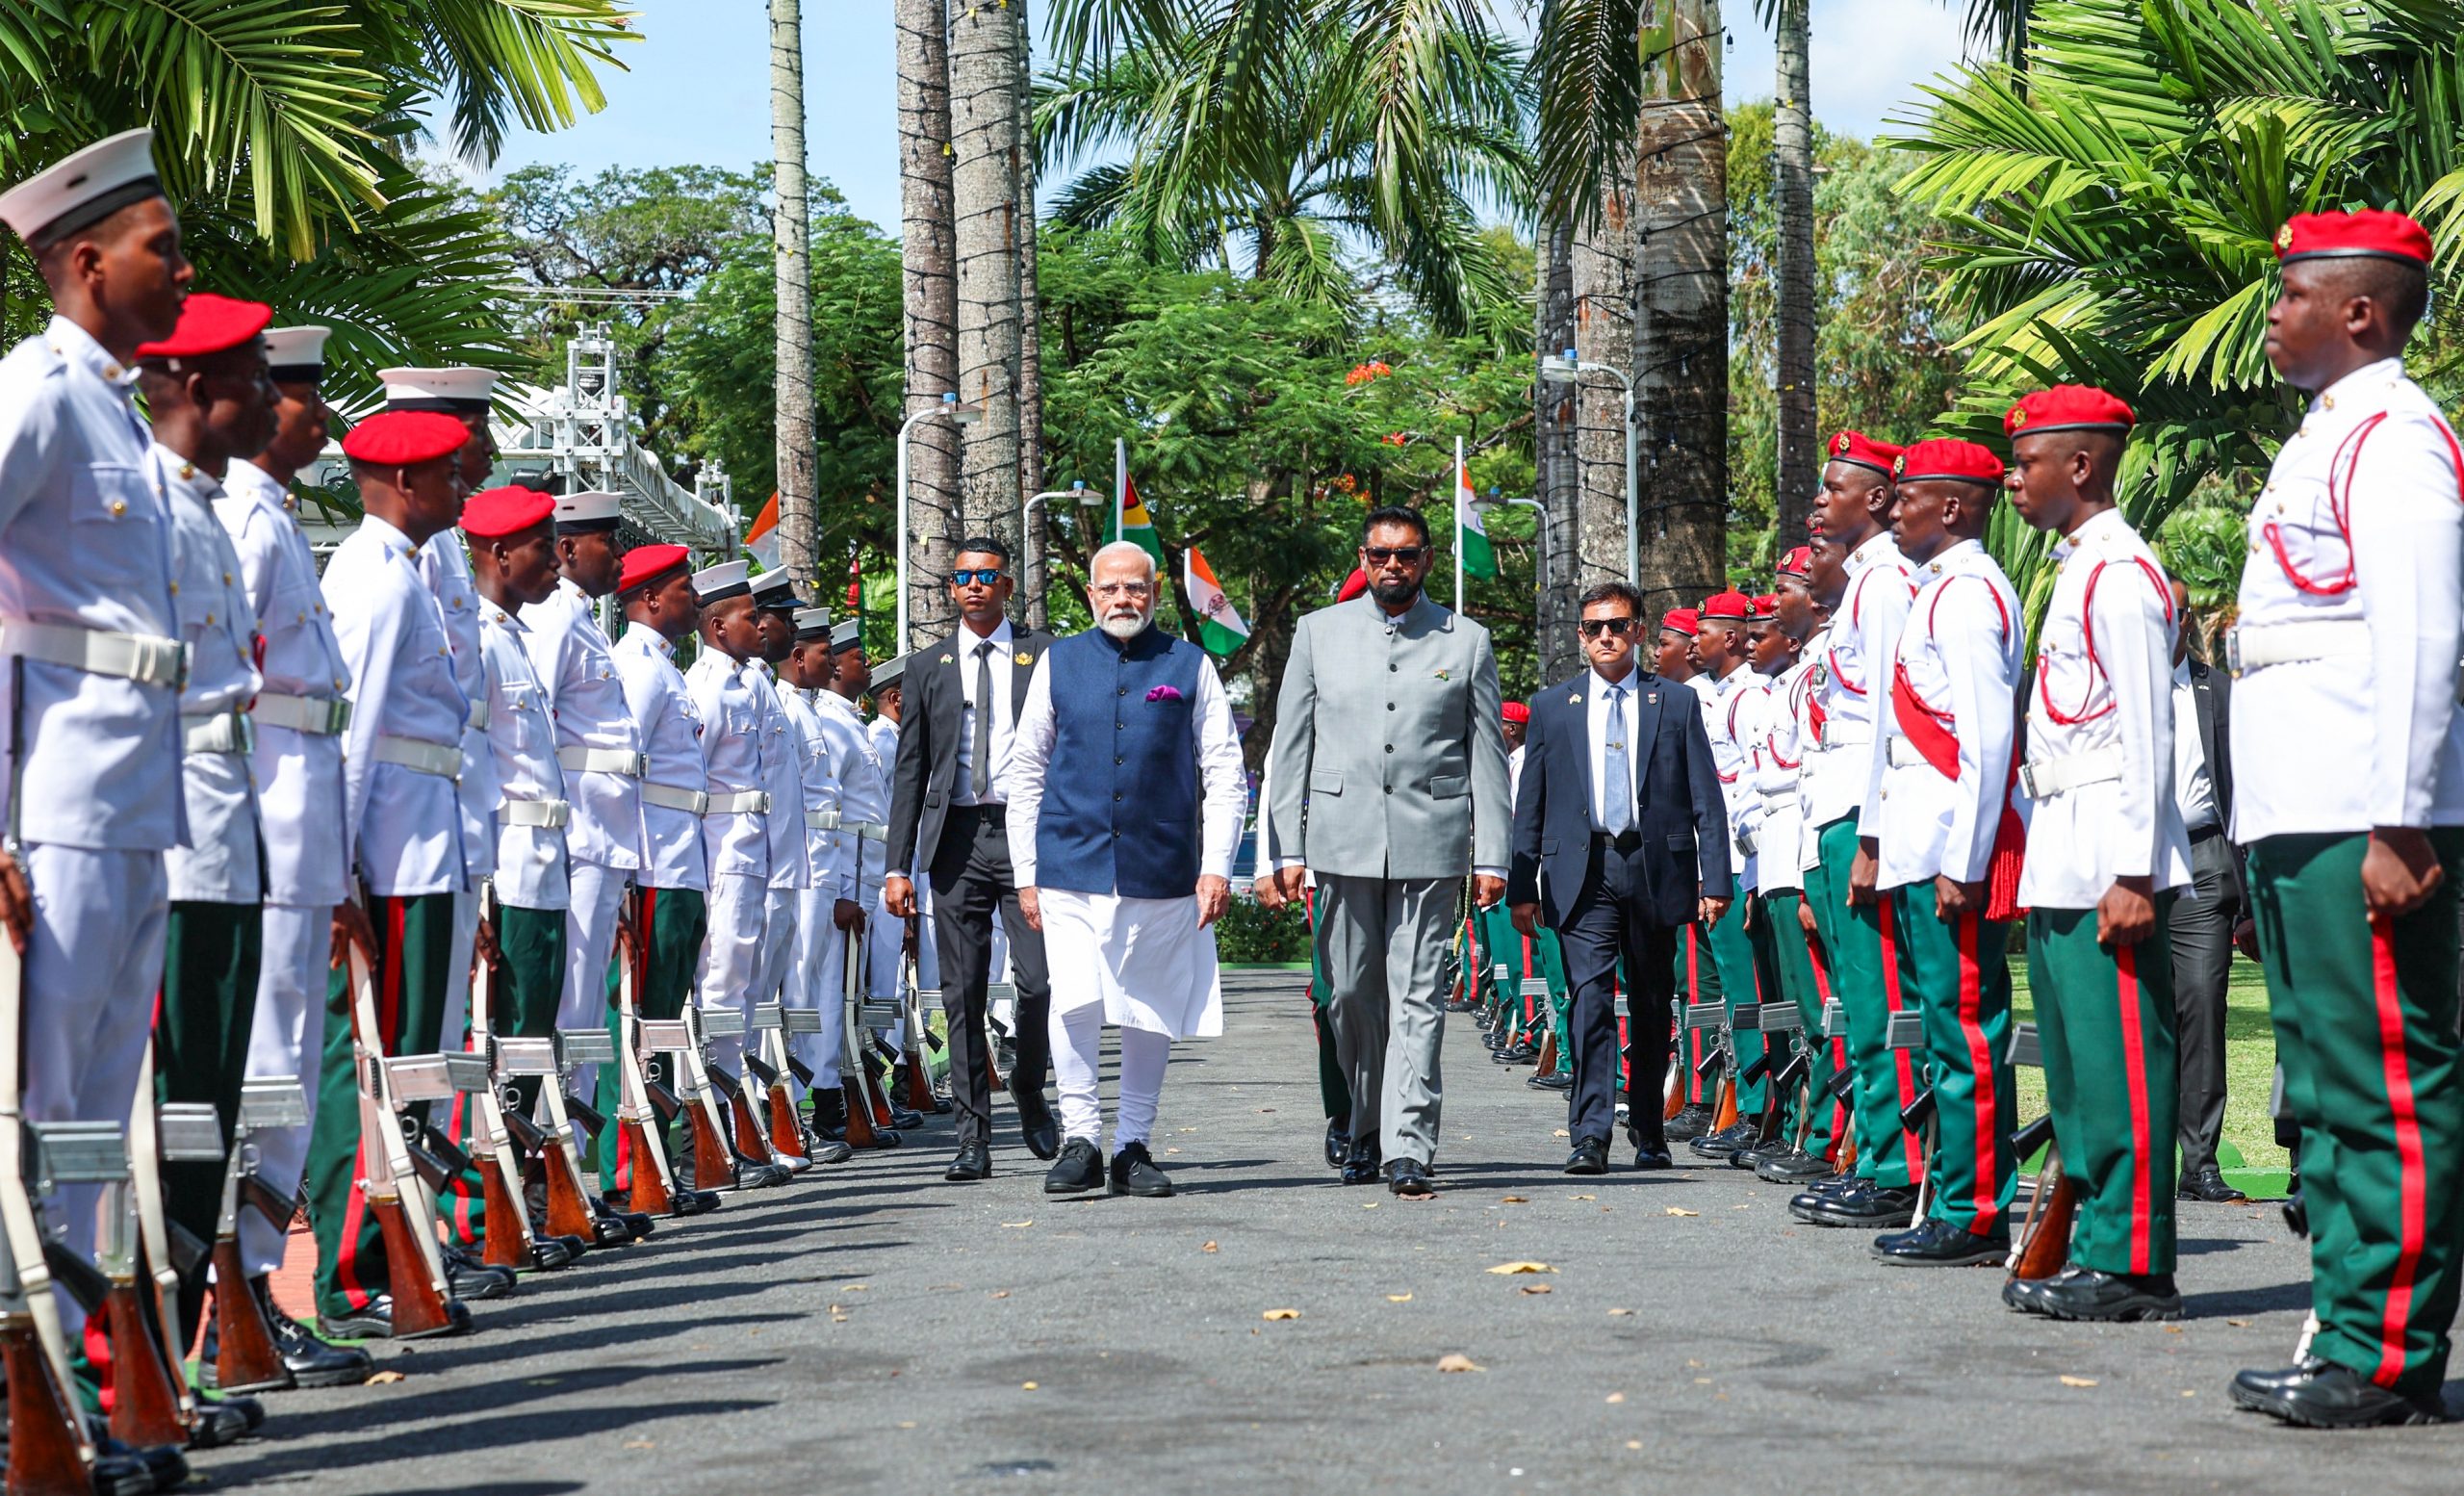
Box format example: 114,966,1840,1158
950,0,1026,546
896,0,962,642
772,0,820,588
1770,0,1817,552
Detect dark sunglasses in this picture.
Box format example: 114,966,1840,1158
1578,617,1636,637
1363,545,1426,566
950,568,1005,586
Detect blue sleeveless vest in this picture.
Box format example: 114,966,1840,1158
1036,626,1203,899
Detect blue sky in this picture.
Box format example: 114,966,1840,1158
479,0,1977,232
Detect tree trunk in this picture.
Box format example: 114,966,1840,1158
1535,211,1579,681
950,0,1024,564
1773,0,1817,554
1630,0,1729,619
1015,14,1050,628
769,0,818,591
897,0,960,647
1571,168,1635,613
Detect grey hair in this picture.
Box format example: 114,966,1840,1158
1091,539,1159,584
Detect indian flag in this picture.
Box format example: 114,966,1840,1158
1185,546,1249,657
1108,473,1168,571
1456,459,1497,579
745,491,782,570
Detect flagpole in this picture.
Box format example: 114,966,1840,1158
1114,437,1127,543
1453,434,1465,616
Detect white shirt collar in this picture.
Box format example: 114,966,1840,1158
2052,504,2131,562
962,619,1015,655
1589,664,1640,696
2311,356,2406,413
48,314,139,392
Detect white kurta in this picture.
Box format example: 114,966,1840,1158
998,641,1248,1040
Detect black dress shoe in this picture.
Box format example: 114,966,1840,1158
1728,1131,1787,1169
1043,1137,1104,1194
888,1103,926,1130
1385,1158,1434,1197
317,1294,474,1340
2178,1164,2247,1203
1871,1217,2010,1266
1324,1116,1350,1169
804,1136,855,1165
2230,1360,2447,1427
1687,1121,1758,1159
674,1187,724,1215
1564,1138,1608,1175
1340,1138,1384,1186
946,1140,992,1181
1013,1088,1061,1161
443,1249,516,1301
1110,1141,1174,1198
1527,1070,1574,1092
1491,1044,1537,1065
1632,1144,1674,1170
265,1301,375,1387
2003,1269,2058,1315
2282,1190,2307,1237
2031,1265,2183,1321
1795,1182,1917,1228
527,1235,583,1272
1755,1147,1834,1184
1664,1103,1714,1142
90,1433,188,1495
183,1397,258,1449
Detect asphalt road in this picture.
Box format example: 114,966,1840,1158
186,969,2461,1495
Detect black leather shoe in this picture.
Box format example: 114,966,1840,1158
443,1249,515,1301
1664,1103,1714,1142
2003,1270,2058,1316
1755,1147,1833,1184
1871,1217,2010,1267
2282,1190,2308,1238
1564,1138,1608,1175
1110,1141,1174,1198
1491,1044,1537,1066
946,1140,992,1181
1633,1144,1674,1170
1728,1131,1787,1170
2031,1265,2183,1321
1687,1121,1758,1159
1324,1116,1350,1170
1340,1138,1383,1186
183,1397,258,1449
90,1433,188,1495
1013,1087,1061,1161
1043,1137,1104,1194
316,1294,474,1340
2230,1360,2446,1427
266,1299,375,1386
1527,1070,1574,1092
804,1136,855,1165
1385,1158,1434,1197
1795,1182,1917,1228
674,1187,724,1215
2178,1164,2247,1203
527,1235,583,1272
888,1102,926,1130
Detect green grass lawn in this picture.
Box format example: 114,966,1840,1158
2008,944,2289,1198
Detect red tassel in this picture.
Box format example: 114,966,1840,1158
1983,754,2027,923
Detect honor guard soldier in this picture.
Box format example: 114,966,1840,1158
1999,387,2192,1321
305,409,483,1337
776,607,860,1157
744,569,813,1076
868,653,908,768
2227,210,2464,1427
216,322,372,1384
604,544,711,1196
1791,431,1926,1230
1654,606,1722,1134
1689,591,1771,1159
816,617,900,1140
449,486,583,1265
685,561,775,1089
132,293,273,1357
1866,437,2024,1267
524,490,647,1111
0,131,191,1404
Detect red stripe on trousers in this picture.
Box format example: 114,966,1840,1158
2370,916,2428,1388
1956,915,1999,1234
1878,897,1922,1182
1807,932,1851,1147
2117,943,2152,1274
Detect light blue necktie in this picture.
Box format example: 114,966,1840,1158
1602,684,1633,835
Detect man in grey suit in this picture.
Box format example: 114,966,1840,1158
1266,506,1512,1196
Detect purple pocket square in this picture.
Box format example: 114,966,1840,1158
1146,684,1184,703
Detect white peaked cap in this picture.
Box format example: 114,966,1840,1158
0,128,163,245
378,366,498,409
263,326,331,375
692,559,751,602
555,490,623,525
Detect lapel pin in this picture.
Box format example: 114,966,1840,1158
1647,692,1658,705
938,653,952,664
1014,649,1033,665
1568,692,1581,706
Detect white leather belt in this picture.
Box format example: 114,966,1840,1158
706,789,770,815
1886,736,1933,769
0,620,186,688
557,745,646,777
807,809,838,831
2226,619,2368,677
851,821,887,842
2019,744,2123,799
252,690,349,735
1818,721,1872,749
641,781,711,815
466,698,490,733
372,735,464,779
181,709,253,756
497,798,572,829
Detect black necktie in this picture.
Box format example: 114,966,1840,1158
971,639,995,801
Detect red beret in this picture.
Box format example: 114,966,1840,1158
2006,385,2134,438
1823,430,1905,477
1893,438,2005,485
1752,593,1780,615
460,484,554,540
340,409,468,467
1701,591,1756,621
1501,701,1530,725
1660,606,1700,636
2276,208,2430,267
1777,545,1812,579
1335,567,1370,603
617,542,691,597
135,292,271,362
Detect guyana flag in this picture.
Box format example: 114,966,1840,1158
1107,473,1168,571
1184,546,1249,657
1456,457,1497,579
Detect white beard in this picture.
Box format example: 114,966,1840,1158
1100,610,1149,640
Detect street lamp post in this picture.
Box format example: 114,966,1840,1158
1540,348,1637,586
1022,481,1102,630
894,392,979,657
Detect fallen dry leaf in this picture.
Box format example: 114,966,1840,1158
2226,1319,2251,1328
2181,1390,2196,1398
1605,1392,1626,1405
1625,1440,1643,1451
1387,1293,1414,1303
1501,1196,1530,1204
1263,1308,1301,1321
1202,1241,1219,1252
2164,1325,2183,1335
1553,1128,1571,1138
623,1438,655,1451
1362,1201,1380,1209
367,1370,406,1385
1166,1148,1182,1154
1693,1377,1713,1384
1519,1284,1553,1296
988,1290,1011,1299
1022,1381,1040,1391
1571,1194,1597,1201
2059,1376,2098,1388
1001,1220,1034,1228
1664,1207,1700,1217
897,1421,918,1430
1607,1307,1633,1317
1436,1353,1483,1373
1485,1260,1556,1275
842,1283,868,1291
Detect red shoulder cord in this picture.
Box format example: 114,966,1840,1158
2266,412,2464,595
1770,674,1807,770
2036,555,2172,727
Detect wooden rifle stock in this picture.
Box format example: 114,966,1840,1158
209,1237,288,1395
345,941,458,1339
468,886,542,1271
2009,1116,2076,1279
120,1045,194,1435
711,1065,772,1165
744,1050,807,1163
900,954,937,1111
4,1309,93,1494
103,1277,186,1449
610,922,680,1217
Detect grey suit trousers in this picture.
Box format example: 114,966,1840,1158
1315,873,1454,1165
2169,830,2240,1174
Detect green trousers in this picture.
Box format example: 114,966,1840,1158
1759,890,1839,1154
2027,903,2179,1276
1478,903,1570,1069
2250,830,2464,1399
1307,890,1348,1122
1702,889,1767,1114
1672,922,1722,1105
1891,891,2015,1237
603,884,706,1193
156,900,263,1353
1811,817,1922,1188
307,890,454,1323
443,902,567,1250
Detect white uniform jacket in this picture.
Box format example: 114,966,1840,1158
480,600,570,910
154,445,262,902
523,579,644,874
324,515,470,896
1875,539,2021,891
611,623,707,892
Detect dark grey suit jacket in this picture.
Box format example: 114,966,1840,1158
886,622,1052,884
